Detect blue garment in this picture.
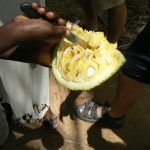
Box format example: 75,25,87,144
121,21,150,84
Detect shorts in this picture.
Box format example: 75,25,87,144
121,21,150,84
98,0,125,11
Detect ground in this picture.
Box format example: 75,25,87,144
2,72,150,150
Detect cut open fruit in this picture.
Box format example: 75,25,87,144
52,22,126,90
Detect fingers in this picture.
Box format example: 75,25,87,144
46,12,66,26
14,15,29,22
49,26,68,37
32,3,45,14
45,11,59,20
31,3,38,9
31,2,66,26
45,25,70,45
57,18,66,26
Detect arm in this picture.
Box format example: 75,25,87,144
0,3,69,54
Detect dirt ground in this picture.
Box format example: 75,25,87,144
2,73,150,150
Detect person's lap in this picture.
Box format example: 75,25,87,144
0,43,58,128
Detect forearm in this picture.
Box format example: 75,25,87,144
0,13,67,54
0,23,19,54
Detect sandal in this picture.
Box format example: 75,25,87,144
101,103,125,129
75,101,125,129
74,101,101,123
42,113,59,130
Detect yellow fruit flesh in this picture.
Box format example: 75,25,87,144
52,22,126,90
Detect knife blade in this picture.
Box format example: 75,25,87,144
20,2,89,49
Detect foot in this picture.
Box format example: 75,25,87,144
75,101,101,123
75,101,125,129
42,108,59,129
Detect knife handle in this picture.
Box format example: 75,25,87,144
20,2,57,25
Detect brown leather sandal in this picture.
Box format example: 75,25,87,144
42,113,59,130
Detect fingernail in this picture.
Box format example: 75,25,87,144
47,12,54,18
38,8,45,14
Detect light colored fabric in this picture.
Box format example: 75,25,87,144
0,20,3,27
0,0,51,126
98,0,125,11
0,105,9,145
0,59,50,125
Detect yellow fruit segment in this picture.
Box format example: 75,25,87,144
52,22,126,90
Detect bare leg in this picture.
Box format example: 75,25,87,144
97,3,128,116
79,0,99,31
107,3,127,43
97,72,144,118
109,72,144,117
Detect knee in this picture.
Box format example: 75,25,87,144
108,2,127,15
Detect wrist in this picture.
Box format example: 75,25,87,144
8,22,22,45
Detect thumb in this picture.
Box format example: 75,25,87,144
48,25,69,38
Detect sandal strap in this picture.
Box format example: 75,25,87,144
75,101,101,122
42,113,59,129
101,103,125,129
85,101,100,120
